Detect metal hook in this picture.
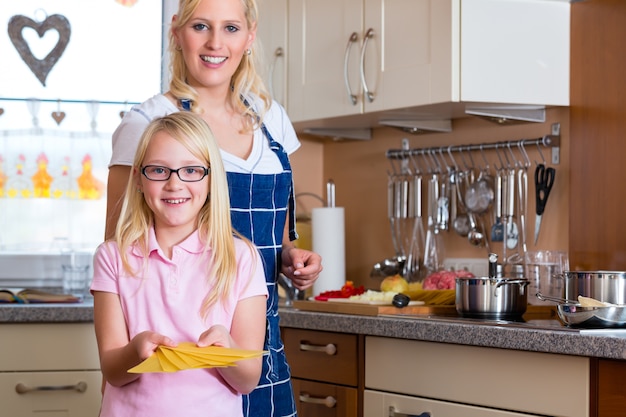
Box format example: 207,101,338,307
478,144,490,171
518,140,531,169
493,143,505,171
429,149,443,174
419,149,434,174
506,142,520,169
447,145,460,172
408,151,421,176
535,141,547,165
457,146,468,171
438,147,453,173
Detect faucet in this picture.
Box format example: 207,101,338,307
277,273,305,306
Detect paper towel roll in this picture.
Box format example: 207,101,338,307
311,207,346,295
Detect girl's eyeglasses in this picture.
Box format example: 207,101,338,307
141,165,210,182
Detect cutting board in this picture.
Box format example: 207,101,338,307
292,300,457,317
291,300,557,318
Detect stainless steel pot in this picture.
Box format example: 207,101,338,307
563,271,626,305
456,276,529,318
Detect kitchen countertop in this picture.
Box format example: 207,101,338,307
3,302,626,360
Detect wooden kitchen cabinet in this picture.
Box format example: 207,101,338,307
365,336,590,417
596,359,626,417
286,0,569,124
0,323,101,416
257,0,288,108
282,328,364,417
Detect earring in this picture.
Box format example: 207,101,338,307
137,189,142,194
175,45,182,51
245,49,252,56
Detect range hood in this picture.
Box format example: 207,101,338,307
464,104,546,124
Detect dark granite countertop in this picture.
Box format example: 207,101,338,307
0,301,94,323
279,307,626,361
4,302,626,360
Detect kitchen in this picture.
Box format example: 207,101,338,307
1,0,626,416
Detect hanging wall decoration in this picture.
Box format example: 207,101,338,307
7,12,71,86
51,99,66,125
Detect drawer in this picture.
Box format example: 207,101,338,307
283,328,358,386
293,378,357,417
0,370,102,416
365,336,589,417
0,323,100,371
364,390,540,417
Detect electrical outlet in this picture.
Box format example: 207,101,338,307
443,258,488,277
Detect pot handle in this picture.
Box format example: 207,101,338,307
495,279,529,288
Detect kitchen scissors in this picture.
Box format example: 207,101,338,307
534,163,556,244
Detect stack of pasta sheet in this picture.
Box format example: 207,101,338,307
404,289,456,305
128,342,266,373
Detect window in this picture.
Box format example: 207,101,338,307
0,1,163,253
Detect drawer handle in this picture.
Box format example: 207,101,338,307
389,406,430,417
15,381,88,394
299,342,337,355
299,392,337,408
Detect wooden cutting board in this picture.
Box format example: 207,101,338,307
292,300,457,317
291,300,557,318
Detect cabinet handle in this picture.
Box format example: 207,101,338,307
343,32,359,106
360,28,376,103
299,392,337,408
268,47,284,105
15,381,88,394
299,342,337,355
389,406,430,417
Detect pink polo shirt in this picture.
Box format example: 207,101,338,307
91,228,267,417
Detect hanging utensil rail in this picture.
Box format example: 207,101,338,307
385,126,559,161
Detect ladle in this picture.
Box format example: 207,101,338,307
370,256,405,278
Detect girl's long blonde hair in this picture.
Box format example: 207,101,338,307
115,112,256,318
169,0,271,133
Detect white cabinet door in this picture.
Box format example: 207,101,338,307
364,390,542,417
458,0,569,106
362,0,437,112
287,0,436,122
287,0,363,122
257,0,289,107
0,371,102,417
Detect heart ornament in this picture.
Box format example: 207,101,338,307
8,14,72,86
51,111,66,125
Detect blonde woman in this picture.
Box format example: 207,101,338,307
92,112,267,417
105,0,322,415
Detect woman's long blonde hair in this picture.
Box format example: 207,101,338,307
115,112,256,318
169,0,271,133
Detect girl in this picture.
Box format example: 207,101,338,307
92,112,267,417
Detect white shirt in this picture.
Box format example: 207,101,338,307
110,94,300,174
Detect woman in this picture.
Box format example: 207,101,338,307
105,0,322,415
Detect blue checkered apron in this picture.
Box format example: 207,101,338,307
228,124,298,417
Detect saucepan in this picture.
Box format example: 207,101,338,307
562,271,626,305
557,303,626,328
456,276,529,319
537,292,626,328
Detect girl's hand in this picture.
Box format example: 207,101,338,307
197,325,232,348
131,330,177,360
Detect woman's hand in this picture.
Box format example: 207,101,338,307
281,246,323,290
